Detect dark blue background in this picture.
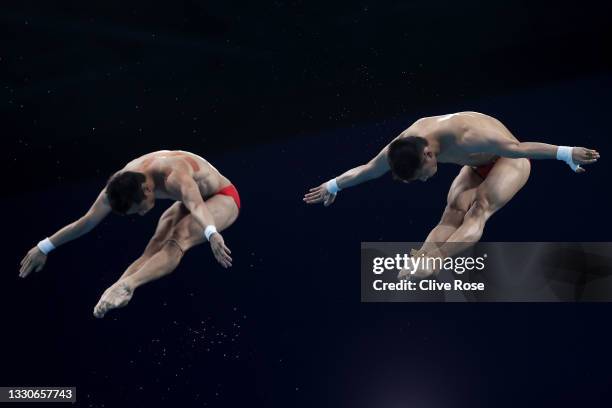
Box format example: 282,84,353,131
4,75,612,407
2,2,612,407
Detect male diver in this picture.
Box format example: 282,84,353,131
304,112,599,278
19,150,240,318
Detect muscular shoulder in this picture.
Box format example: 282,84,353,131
163,165,195,197
147,155,191,175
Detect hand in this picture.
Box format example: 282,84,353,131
19,246,48,278
572,147,600,173
209,233,232,268
303,183,336,207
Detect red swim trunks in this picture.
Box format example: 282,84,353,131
472,157,530,179
214,184,241,210
473,159,498,179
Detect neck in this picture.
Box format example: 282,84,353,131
142,172,158,194
428,138,442,157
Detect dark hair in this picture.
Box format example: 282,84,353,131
387,136,428,181
105,171,146,215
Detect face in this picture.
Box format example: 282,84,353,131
126,184,155,216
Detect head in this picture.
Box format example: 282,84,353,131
105,171,155,216
387,136,437,182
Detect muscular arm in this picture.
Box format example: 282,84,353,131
463,130,600,167
304,144,392,206
19,189,111,277
303,143,391,206
463,129,559,159
166,169,233,268
167,171,215,231
47,190,112,247
335,145,391,189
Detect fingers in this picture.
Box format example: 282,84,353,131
303,190,319,199
581,148,600,164
216,255,231,268
303,189,324,203
304,195,323,204
20,252,30,267
305,186,322,196
304,185,332,204
587,148,600,159
223,244,232,255
578,148,600,163
303,193,323,204
214,243,233,268
19,258,33,278
221,244,233,263
19,257,30,274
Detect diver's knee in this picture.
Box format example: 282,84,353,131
162,239,186,258
143,234,167,255
440,205,466,228
470,195,491,217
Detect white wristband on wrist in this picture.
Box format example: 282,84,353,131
204,225,218,241
325,178,341,194
556,146,580,172
37,238,56,255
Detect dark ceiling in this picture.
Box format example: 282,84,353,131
3,1,611,191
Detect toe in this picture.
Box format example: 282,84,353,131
93,301,107,318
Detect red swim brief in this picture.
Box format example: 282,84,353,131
472,157,530,179
473,159,498,179
215,184,241,210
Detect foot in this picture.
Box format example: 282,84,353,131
93,280,134,318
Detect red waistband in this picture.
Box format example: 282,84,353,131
216,184,241,210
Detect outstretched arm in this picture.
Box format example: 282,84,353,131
19,189,112,277
333,145,391,189
463,130,600,173
304,144,391,206
166,171,232,268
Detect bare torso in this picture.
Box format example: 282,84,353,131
123,150,232,200
399,111,520,167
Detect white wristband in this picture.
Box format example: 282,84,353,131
556,146,579,172
325,178,341,194
204,225,218,241
37,238,56,255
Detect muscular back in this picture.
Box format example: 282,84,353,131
123,150,232,199
400,112,520,167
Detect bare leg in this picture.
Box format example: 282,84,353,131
399,167,480,279
117,202,185,280
117,256,148,280
92,202,185,318
435,157,531,259
401,158,530,280
92,241,185,319
419,166,482,252
93,195,238,318
122,241,184,289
